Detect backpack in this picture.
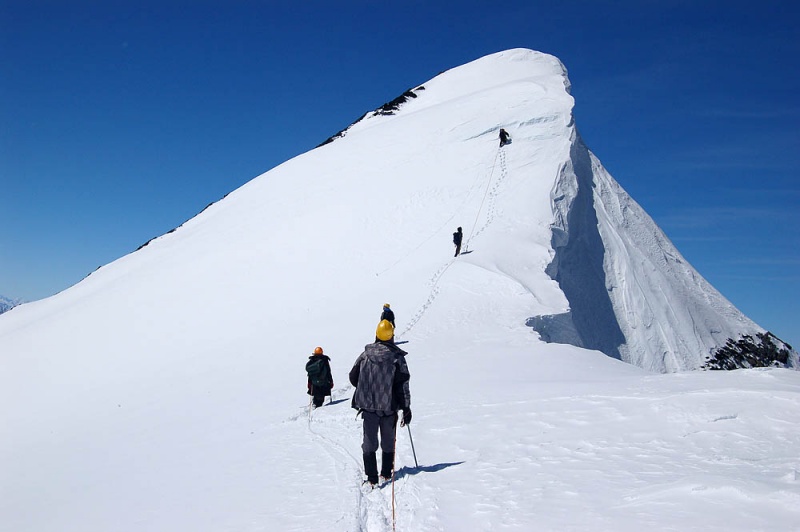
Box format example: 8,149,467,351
352,345,401,412
306,357,329,387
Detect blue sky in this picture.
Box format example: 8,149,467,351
2,1,798,348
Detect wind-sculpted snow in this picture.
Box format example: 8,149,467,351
536,130,773,371
534,127,794,372
1,49,798,531
537,132,627,360
590,149,768,371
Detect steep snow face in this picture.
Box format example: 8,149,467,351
542,132,766,371
589,140,764,371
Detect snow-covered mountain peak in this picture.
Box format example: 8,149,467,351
1,48,798,531
323,49,573,146
1,48,791,374
401,49,570,108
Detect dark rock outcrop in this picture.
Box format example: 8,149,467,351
702,332,794,370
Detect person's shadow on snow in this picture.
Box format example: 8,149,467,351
394,462,464,480
326,398,349,406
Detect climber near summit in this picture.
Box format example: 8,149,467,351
349,319,412,486
381,303,395,328
499,128,511,147
453,227,463,257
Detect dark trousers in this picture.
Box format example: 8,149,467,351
361,411,397,454
310,384,331,407
312,391,325,407
454,242,461,257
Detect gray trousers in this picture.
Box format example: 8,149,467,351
361,411,398,454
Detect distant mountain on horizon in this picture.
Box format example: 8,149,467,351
0,295,21,315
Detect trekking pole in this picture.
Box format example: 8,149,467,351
406,425,419,468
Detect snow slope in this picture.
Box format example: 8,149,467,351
1,49,799,531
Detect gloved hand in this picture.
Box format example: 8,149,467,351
401,408,412,426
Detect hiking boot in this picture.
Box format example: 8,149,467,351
380,452,395,479
363,453,378,485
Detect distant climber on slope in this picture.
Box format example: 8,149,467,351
349,320,411,486
499,128,511,147
381,303,395,328
306,346,333,408
453,227,463,257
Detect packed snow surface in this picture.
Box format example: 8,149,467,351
1,49,798,531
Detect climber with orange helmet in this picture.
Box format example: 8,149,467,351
349,319,412,486
306,346,333,408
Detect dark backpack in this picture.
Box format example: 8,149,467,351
306,357,329,387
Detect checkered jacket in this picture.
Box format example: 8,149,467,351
349,341,410,413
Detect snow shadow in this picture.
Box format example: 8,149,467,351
530,135,626,360
394,462,465,481
526,312,582,346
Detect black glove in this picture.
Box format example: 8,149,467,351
401,408,412,426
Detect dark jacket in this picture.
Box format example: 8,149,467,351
453,230,463,246
381,307,395,327
499,128,511,145
307,354,333,394
349,341,410,414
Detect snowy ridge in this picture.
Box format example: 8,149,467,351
538,130,770,371
1,49,799,531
